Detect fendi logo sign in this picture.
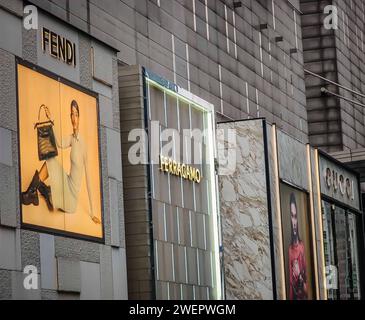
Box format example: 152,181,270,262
41,27,76,67
159,155,202,183
324,167,355,200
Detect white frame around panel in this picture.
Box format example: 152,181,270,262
145,76,222,300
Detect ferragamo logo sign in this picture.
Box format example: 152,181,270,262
41,27,76,67
324,167,355,200
159,155,202,183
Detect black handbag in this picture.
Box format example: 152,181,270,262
35,104,58,161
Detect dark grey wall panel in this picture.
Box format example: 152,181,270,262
301,0,365,152
28,0,309,142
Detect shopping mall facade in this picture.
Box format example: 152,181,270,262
0,0,365,300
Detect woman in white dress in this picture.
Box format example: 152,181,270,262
21,100,101,225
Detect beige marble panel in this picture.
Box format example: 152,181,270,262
218,120,273,300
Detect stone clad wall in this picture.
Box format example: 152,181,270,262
118,65,153,300
301,0,365,152
27,0,308,142
218,119,274,300
0,2,127,300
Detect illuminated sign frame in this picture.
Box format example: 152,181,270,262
144,68,222,300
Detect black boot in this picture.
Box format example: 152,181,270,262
21,170,40,206
38,181,54,211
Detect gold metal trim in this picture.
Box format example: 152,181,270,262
306,144,320,299
272,124,286,300
314,149,328,300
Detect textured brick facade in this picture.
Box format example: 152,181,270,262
26,0,308,142
301,0,365,152
0,0,127,299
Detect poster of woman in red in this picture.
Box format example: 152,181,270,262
288,193,308,300
280,183,315,300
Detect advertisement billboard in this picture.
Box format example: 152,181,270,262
280,183,315,300
17,63,103,240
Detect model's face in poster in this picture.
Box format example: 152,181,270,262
280,183,314,300
71,105,80,131
18,64,103,239
291,202,298,237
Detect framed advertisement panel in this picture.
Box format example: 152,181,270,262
16,60,104,242
280,182,315,300
142,68,222,299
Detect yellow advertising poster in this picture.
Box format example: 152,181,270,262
17,64,103,240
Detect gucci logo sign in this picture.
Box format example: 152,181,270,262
324,167,354,200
